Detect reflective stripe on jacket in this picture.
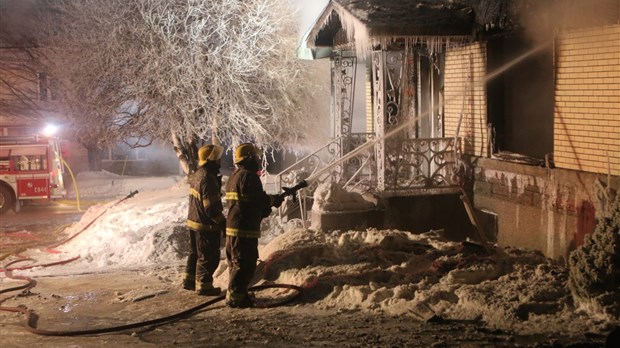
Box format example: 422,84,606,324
225,167,274,238
187,165,225,232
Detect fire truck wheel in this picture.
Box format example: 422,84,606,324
0,185,15,214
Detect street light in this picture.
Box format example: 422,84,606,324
42,124,58,137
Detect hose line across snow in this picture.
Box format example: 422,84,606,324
1,189,302,336
2,280,303,337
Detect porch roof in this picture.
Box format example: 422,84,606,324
306,0,475,55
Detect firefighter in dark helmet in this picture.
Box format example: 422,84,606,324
225,143,284,308
183,144,225,296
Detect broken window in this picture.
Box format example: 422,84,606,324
486,35,554,160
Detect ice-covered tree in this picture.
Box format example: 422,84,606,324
0,0,49,122
40,0,326,173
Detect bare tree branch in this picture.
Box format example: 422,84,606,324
38,0,328,173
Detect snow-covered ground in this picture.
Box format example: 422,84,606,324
64,170,182,199
5,171,619,339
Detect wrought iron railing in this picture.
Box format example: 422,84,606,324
266,136,461,195
382,137,462,193
263,133,376,227
263,136,344,195
264,133,376,195
263,135,462,226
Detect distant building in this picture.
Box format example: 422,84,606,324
0,1,178,177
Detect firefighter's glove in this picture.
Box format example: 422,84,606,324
282,186,299,201
272,194,285,208
212,214,226,230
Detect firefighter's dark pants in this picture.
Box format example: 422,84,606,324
184,229,221,289
226,236,258,298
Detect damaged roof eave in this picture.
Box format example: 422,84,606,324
307,1,373,50
306,2,341,49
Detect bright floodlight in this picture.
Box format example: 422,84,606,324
42,124,58,136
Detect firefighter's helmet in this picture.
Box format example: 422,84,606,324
198,144,224,167
234,143,262,164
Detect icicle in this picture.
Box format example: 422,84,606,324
314,2,472,59
331,2,371,60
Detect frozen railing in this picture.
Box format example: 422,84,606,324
262,133,376,227
263,135,461,227
262,135,343,195
265,136,462,196
382,137,462,194
264,133,376,195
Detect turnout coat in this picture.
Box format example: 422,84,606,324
225,167,275,238
186,165,225,232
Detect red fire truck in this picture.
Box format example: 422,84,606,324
0,134,66,213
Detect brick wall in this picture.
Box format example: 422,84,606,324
555,25,620,176
473,157,619,259
444,42,488,157
365,65,374,133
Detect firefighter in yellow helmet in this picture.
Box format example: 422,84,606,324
224,143,284,308
183,144,225,296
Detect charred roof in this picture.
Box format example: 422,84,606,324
309,0,474,49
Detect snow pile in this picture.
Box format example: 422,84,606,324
64,190,186,268
61,186,187,268
312,182,376,212
222,228,618,335
20,178,190,276
66,171,181,198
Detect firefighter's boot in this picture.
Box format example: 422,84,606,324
197,283,222,296
226,290,255,308
182,278,195,291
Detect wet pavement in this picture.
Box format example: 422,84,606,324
0,200,94,260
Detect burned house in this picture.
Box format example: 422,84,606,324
274,0,620,260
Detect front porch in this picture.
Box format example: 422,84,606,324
260,0,490,239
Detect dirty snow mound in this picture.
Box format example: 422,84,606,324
240,228,617,336
62,187,187,268
22,183,189,276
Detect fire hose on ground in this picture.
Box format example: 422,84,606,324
1,260,303,337
1,250,304,337
0,190,138,272
0,189,305,337
0,180,318,336
1,233,447,336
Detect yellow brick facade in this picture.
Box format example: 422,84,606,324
365,66,374,133
444,42,488,157
555,25,620,175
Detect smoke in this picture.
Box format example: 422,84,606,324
557,0,620,28
518,0,620,43
289,0,329,35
